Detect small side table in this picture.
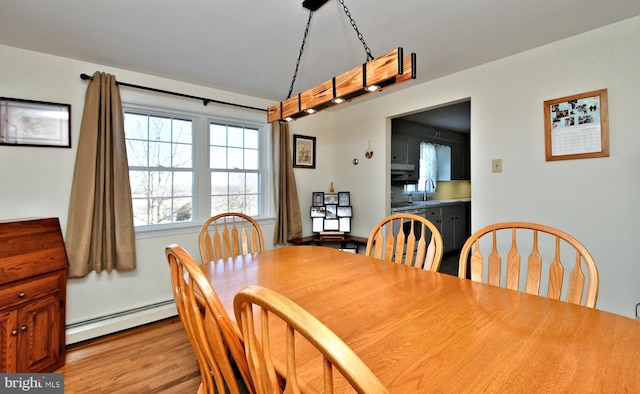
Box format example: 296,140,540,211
288,235,369,253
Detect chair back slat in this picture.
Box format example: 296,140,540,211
567,253,586,305
459,222,599,308
487,230,502,286
525,231,543,295
365,213,444,272
505,228,521,291
547,236,565,301
199,213,265,264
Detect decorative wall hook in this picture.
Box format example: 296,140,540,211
365,140,373,159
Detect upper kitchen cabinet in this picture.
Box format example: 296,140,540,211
450,136,470,180
391,132,420,183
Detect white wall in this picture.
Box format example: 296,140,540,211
1,14,638,338
289,16,640,318
0,45,275,341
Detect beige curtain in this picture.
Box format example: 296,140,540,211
273,121,302,244
65,71,136,277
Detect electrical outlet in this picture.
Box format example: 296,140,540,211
492,159,502,173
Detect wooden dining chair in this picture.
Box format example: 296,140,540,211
199,213,265,264
234,285,389,394
458,222,599,307
166,244,254,393
365,213,444,271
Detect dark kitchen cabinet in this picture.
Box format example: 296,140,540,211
424,203,467,253
391,132,420,183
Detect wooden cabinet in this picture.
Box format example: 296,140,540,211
424,203,467,253
0,218,68,373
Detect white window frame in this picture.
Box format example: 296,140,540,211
123,103,274,236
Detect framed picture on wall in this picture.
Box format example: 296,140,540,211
0,97,71,148
543,89,609,161
293,134,316,168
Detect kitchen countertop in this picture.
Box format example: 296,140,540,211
391,198,470,210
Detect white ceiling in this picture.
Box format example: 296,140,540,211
2,0,640,111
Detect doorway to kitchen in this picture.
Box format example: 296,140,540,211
390,99,471,276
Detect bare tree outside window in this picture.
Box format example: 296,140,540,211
125,112,193,226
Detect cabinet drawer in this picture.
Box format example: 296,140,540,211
0,272,62,310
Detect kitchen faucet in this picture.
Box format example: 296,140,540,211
424,178,436,201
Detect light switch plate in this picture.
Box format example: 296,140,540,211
492,159,502,173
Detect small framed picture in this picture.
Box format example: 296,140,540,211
310,206,325,218
325,204,337,219
323,219,340,231
293,134,316,168
339,217,351,232
312,192,324,207
324,193,338,205
337,206,352,217
312,218,324,232
338,192,350,206
0,97,71,148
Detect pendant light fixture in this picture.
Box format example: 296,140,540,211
268,0,417,123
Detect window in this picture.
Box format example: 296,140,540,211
124,106,270,229
209,122,260,216
125,111,194,226
404,142,451,193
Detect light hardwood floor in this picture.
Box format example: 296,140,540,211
56,317,202,393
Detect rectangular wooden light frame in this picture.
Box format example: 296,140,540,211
268,47,416,123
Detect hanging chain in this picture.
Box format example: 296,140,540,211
339,0,374,62
287,0,374,99
287,11,314,99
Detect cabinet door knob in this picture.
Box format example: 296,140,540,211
11,329,18,336
20,325,28,332
18,292,26,298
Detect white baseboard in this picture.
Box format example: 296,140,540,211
65,301,178,345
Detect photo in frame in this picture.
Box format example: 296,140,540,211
337,206,352,217
293,134,316,168
543,89,609,161
312,218,324,232
338,191,350,206
312,191,324,206
323,219,340,231
0,97,71,148
310,206,325,218
325,204,337,219
324,193,338,205
339,217,351,232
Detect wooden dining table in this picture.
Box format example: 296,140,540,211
200,245,640,393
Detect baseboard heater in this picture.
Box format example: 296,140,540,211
65,300,178,345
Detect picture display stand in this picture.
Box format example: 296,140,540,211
310,191,352,238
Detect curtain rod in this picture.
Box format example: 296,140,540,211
79,73,267,113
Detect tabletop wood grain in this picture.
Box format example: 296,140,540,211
200,246,640,393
